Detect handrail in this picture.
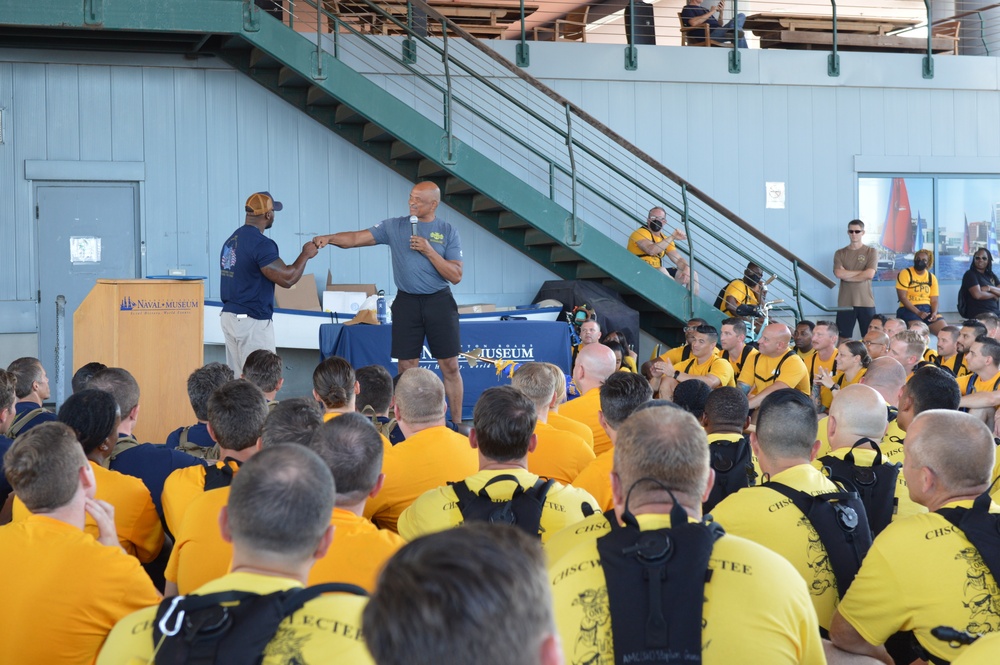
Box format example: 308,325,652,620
283,0,838,322
410,0,834,288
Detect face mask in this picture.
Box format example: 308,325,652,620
744,273,761,286
913,260,928,271
648,219,663,234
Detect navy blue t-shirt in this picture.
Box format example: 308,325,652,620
12,401,57,435
165,422,215,450
110,438,204,518
220,224,281,320
0,434,13,501
681,4,721,42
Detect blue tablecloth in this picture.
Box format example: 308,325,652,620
319,320,572,421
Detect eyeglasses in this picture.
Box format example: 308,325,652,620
863,340,885,347
975,256,989,261
648,216,666,223
848,230,864,234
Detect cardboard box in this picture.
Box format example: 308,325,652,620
274,274,321,312
323,291,369,314
457,303,496,314
325,271,376,298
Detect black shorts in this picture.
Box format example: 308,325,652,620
390,289,461,360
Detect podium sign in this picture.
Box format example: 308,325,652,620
74,279,204,443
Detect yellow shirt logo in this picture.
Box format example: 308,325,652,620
430,231,444,244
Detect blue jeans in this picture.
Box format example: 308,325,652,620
711,13,747,48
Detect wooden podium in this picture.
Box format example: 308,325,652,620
74,279,204,443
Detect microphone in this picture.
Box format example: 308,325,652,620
410,215,418,238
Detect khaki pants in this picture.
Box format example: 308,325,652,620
220,312,275,376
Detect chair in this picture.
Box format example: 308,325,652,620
555,6,589,42
932,20,961,56
678,12,729,47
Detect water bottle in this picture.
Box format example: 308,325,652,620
376,289,387,324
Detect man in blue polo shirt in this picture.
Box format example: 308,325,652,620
313,181,466,424
681,0,747,47
219,191,318,375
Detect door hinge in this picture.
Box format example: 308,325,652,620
35,204,39,219
37,290,41,304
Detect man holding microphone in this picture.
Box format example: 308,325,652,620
313,182,466,424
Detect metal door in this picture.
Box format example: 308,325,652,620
36,183,140,404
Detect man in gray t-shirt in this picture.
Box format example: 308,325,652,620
314,182,467,423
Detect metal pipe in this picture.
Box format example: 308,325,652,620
442,19,455,164
792,261,804,321
729,0,740,74
828,0,840,76
55,295,66,410
923,0,934,78
565,103,580,246
680,184,694,318
516,0,529,67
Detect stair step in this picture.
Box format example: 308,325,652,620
577,264,609,279
249,48,280,69
445,177,476,195
278,66,309,88
523,229,554,247
498,212,529,230
306,86,336,107
390,141,421,161
550,246,580,262
471,194,502,212
334,105,365,124
418,160,448,178
363,123,392,142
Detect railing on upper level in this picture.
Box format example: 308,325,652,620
271,0,842,320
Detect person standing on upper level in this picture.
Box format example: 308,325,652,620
833,219,879,340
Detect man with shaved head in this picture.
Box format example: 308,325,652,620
831,410,1000,664
882,318,907,340
314,182,466,424
560,343,619,456
861,329,890,361
818,384,925,528
737,323,810,409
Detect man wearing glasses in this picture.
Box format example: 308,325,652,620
862,330,890,360
833,219,879,341
626,206,696,291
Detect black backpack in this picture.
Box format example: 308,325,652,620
597,494,725,663
765,480,873,597
937,492,1000,593
451,474,555,538
152,582,367,665
817,438,901,538
203,458,242,491
704,434,757,513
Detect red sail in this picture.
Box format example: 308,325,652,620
880,178,912,254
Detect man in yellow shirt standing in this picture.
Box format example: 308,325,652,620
1,423,160,665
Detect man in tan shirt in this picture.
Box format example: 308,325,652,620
833,219,879,341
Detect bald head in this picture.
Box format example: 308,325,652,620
860,357,906,405
862,330,890,360
409,181,441,222
574,343,618,392
907,410,994,497
883,318,907,338
758,323,792,358
828,384,888,447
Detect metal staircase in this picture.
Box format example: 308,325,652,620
0,0,836,343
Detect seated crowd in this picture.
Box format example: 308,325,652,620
2,307,1000,664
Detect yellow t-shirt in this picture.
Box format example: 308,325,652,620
806,348,838,384
813,445,926,523
737,350,810,396
627,227,674,268
164,485,232,593
896,267,939,307
559,387,613,457
936,353,971,378
570,449,615,513
710,464,841,630
723,345,759,379
547,411,595,447
0,514,161,665
549,512,826,665
819,366,865,410
543,510,613,568
719,279,759,314
838,499,1000,663
162,458,241,536
527,421,596,484
97,571,373,665
363,425,478,533
13,460,164,563
957,370,1000,396
308,508,406,593
953,632,1000,664
397,468,599,543
675,354,736,388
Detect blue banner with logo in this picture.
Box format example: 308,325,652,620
319,320,573,421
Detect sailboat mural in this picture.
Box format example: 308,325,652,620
877,178,913,272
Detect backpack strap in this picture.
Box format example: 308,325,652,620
596,500,724,663
7,407,50,438
818,438,900,537
110,435,142,462
175,427,218,461
704,435,756,514
204,458,242,492
937,493,1000,591
452,474,555,537
153,582,367,665
765,480,873,597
